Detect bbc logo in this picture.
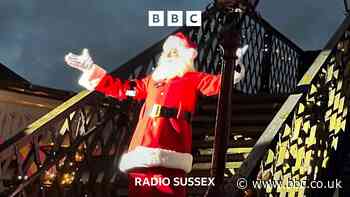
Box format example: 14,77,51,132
148,10,201,27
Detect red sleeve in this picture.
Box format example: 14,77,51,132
196,72,222,96
95,74,149,101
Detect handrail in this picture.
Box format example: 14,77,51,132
0,91,93,159
232,15,350,196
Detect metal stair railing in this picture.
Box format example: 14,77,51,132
0,3,304,197
230,15,350,197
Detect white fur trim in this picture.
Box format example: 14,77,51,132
119,146,193,173
78,64,107,90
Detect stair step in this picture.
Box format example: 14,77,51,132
193,154,246,163
199,94,287,105
192,118,270,127
192,126,265,139
187,187,208,197
192,114,273,124
188,170,212,178
193,139,255,149
197,102,281,114
195,147,252,155
188,170,236,179
192,162,242,170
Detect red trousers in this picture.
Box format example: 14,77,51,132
128,167,186,197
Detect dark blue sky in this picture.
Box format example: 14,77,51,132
0,0,345,91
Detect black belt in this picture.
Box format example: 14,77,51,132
147,104,191,122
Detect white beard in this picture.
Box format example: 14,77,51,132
151,53,195,81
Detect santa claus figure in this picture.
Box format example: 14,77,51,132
65,32,247,197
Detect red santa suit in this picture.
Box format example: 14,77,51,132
76,32,246,197
79,66,221,196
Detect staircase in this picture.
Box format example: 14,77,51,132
191,94,285,173
56,93,287,197
65,94,287,197
189,94,285,196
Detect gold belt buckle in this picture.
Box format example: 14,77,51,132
149,104,162,118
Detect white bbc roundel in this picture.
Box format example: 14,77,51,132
148,10,201,27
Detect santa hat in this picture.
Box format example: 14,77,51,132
163,32,198,59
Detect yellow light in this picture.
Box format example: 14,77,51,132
60,172,75,185
75,152,84,162
42,169,57,187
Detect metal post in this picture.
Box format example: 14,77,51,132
260,30,272,93
205,17,240,196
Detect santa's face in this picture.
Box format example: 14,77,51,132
151,47,196,81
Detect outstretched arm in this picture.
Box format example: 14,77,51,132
65,49,148,101
196,73,222,96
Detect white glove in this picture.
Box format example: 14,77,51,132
236,44,248,65
233,45,248,84
65,48,94,72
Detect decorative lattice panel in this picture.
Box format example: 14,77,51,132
255,27,350,197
